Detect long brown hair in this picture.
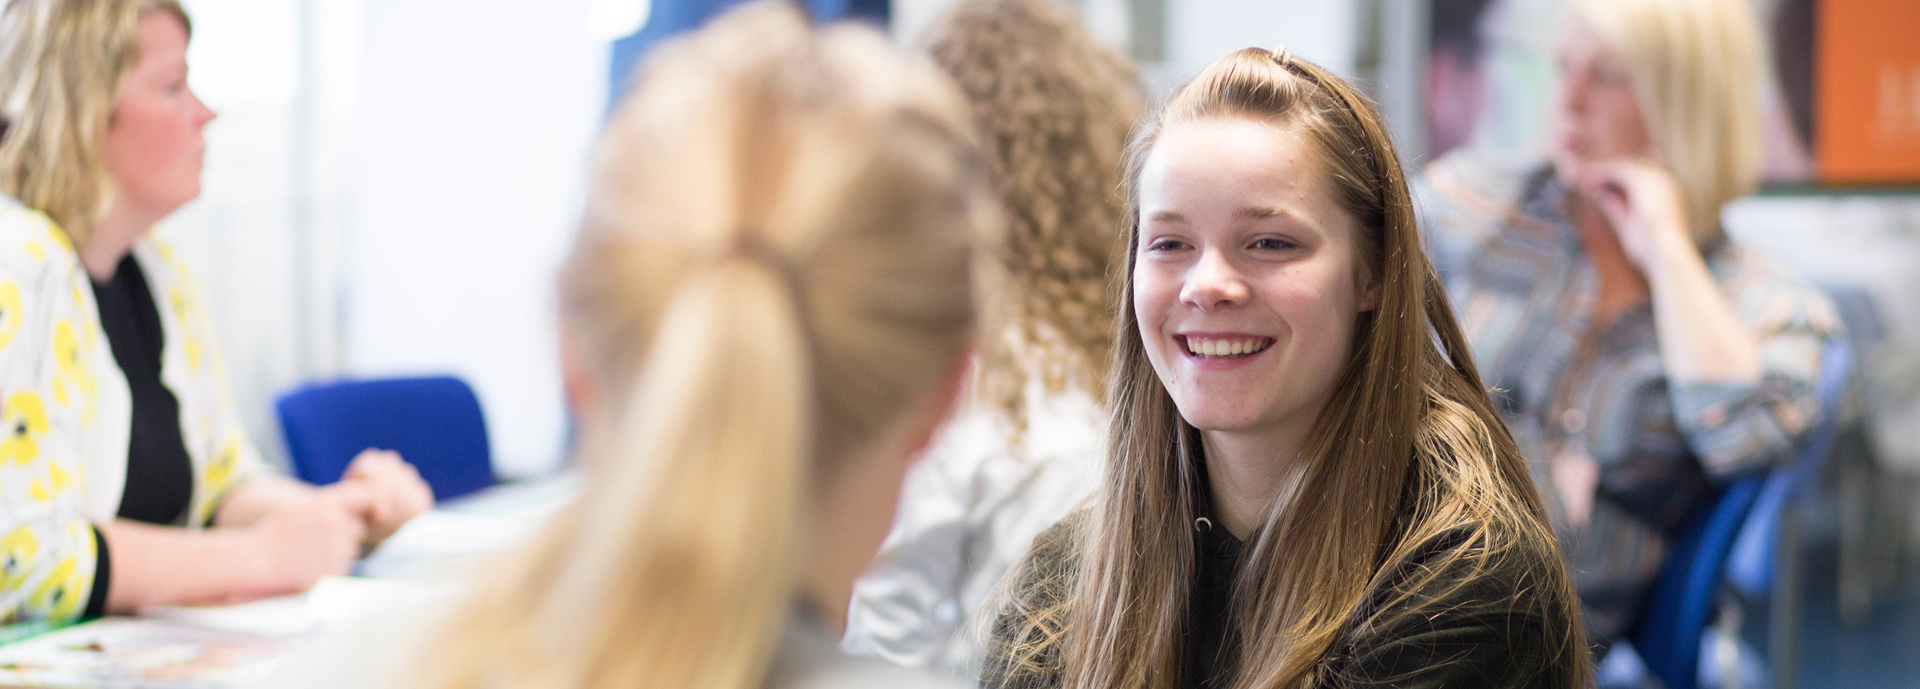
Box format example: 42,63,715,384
998,49,1589,689
922,0,1141,438
409,4,995,689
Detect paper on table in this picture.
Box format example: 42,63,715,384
136,576,439,638
354,474,580,579
0,618,286,688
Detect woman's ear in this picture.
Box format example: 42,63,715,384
904,352,974,459
1359,279,1382,312
558,324,598,418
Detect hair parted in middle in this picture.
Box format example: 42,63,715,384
921,0,1143,441
991,48,1590,689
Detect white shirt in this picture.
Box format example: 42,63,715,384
842,384,1104,678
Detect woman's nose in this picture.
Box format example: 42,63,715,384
1180,247,1249,312
192,91,217,127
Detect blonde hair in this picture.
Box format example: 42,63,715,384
991,49,1589,689
0,0,190,247
411,4,994,689
1570,0,1765,244
922,0,1141,438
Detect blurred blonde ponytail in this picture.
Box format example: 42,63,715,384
411,3,994,689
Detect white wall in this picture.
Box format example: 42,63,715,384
172,0,605,479
172,0,306,470
342,0,604,478
1163,0,1360,89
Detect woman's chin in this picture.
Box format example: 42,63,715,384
1550,150,1585,187
1177,408,1261,434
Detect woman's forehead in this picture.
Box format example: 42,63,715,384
1139,118,1348,231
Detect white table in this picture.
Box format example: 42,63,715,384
0,474,579,688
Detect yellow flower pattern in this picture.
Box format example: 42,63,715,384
0,282,19,352
31,554,84,620
193,434,244,525
50,320,98,421
0,526,37,592
0,392,47,467
0,216,264,623
42,223,70,253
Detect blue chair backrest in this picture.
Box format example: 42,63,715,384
1630,474,1766,689
1726,338,1854,597
276,376,496,501
1629,335,1854,689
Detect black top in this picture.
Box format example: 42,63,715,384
1183,517,1243,689
90,255,194,527
983,510,1583,689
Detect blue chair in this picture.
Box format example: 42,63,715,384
606,0,889,112
1630,472,1767,689
276,376,497,501
1629,337,1854,689
1723,338,1855,688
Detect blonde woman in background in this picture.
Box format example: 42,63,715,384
843,0,1141,677
0,0,430,623
985,47,1591,689
1415,0,1841,657
275,3,999,688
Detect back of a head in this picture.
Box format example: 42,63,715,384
417,4,994,689
922,0,1142,430
0,0,189,246
1569,0,1764,244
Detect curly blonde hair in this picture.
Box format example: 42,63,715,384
924,0,1142,440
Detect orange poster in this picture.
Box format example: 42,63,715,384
1817,0,1920,184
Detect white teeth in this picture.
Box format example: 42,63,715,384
1187,338,1267,357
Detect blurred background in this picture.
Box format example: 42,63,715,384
168,0,1917,684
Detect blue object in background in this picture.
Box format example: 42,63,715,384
1631,473,1767,689
1727,339,1853,599
607,0,890,110
277,376,498,502
1629,334,1855,689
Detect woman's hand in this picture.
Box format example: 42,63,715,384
1574,158,1694,275
245,489,370,597
334,449,434,548
1577,159,1763,384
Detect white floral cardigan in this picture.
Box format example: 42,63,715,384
0,197,267,622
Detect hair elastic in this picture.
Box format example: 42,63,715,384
720,230,815,345
1270,44,1293,69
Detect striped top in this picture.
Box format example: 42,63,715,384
1412,151,1842,646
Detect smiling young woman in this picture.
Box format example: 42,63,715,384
982,48,1592,689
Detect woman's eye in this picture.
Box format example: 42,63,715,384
1251,237,1296,251
1145,238,1189,252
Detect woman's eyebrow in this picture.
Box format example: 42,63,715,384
1146,209,1187,224
1238,205,1292,220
